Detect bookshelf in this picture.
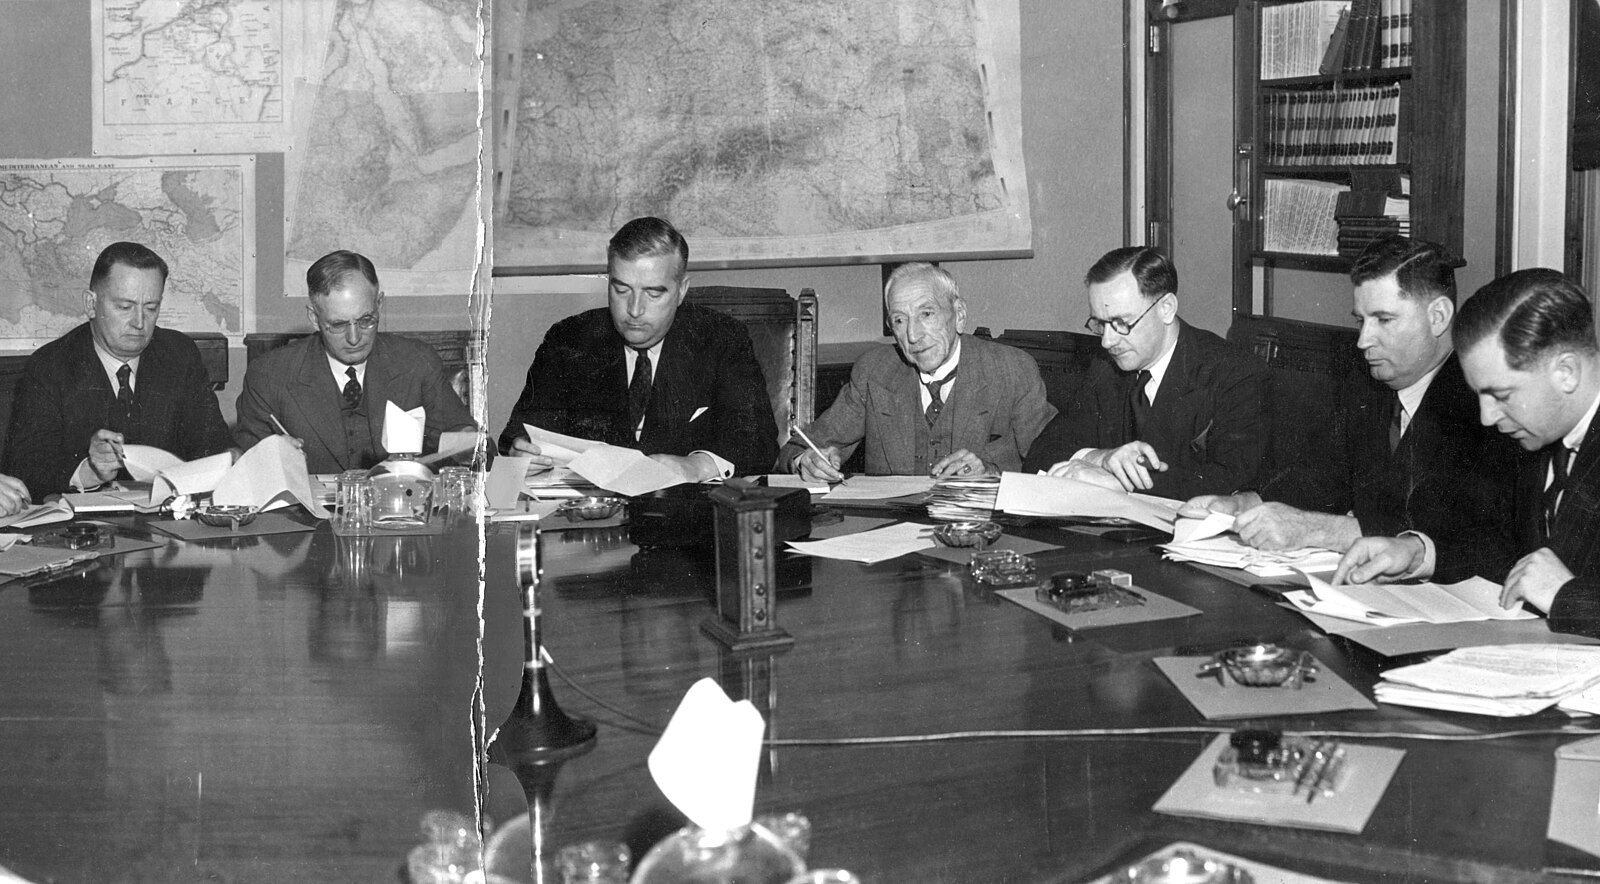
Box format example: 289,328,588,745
1247,0,1464,271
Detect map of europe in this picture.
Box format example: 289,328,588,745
497,0,1030,269
0,159,253,343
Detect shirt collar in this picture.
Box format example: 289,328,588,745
91,338,141,387
326,351,366,388
1142,325,1180,402
919,337,962,385
1396,357,1448,421
624,340,665,373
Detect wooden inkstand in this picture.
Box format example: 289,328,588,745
701,482,808,652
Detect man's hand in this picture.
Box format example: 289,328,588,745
1332,535,1426,585
930,448,990,479
1080,442,1166,491
507,436,556,475
1234,504,1359,552
87,429,126,483
1501,547,1572,612
1177,492,1262,520
0,475,30,516
1045,459,1123,490
794,446,845,484
649,452,719,483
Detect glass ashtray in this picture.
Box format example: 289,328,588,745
1112,847,1254,884
932,520,1002,548
1036,571,1145,613
968,549,1036,586
193,505,259,530
556,496,625,521
1197,644,1317,688
33,523,114,550
1213,729,1345,800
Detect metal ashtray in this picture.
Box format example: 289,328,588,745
193,505,259,530
1112,848,1253,883
1197,643,1318,688
932,520,1002,548
556,496,624,521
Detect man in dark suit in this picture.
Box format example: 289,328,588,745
2,241,234,499
1183,237,1521,582
235,250,476,474
499,217,777,479
1338,269,1600,636
1022,246,1267,499
778,262,1054,480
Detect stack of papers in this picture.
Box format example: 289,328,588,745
785,521,935,564
1162,535,1343,577
925,475,998,521
0,499,73,530
994,472,1180,531
1375,644,1600,716
521,423,689,496
1286,573,1536,627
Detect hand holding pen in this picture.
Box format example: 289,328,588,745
791,424,846,485
268,414,305,451
87,429,126,483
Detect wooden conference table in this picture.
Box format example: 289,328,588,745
0,505,1590,882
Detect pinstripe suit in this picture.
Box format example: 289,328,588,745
1520,424,1600,637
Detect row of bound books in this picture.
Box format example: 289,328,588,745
1263,178,1348,256
1260,0,1412,81
1336,189,1410,257
1261,83,1404,166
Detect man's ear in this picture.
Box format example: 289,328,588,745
1427,295,1454,337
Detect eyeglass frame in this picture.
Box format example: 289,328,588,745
313,308,381,335
1083,292,1170,337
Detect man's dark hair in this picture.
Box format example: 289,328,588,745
306,250,380,299
1456,268,1598,370
1084,246,1177,300
608,217,689,277
89,242,168,291
1349,235,1457,305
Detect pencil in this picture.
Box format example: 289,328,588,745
791,424,847,483
269,414,291,437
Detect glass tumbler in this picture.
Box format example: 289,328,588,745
336,470,373,533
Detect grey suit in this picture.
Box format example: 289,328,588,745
780,334,1056,475
234,333,476,474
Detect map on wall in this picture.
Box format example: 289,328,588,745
494,0,1031,272
283,0,483,299
90,0,318,155
0,157,255,345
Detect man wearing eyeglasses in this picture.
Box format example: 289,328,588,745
1022,246,1267,499
234,250,476,474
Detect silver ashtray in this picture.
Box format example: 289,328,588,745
193,505,258,530
1198,644,1318,688
556,496,624,521
932,520,1002,548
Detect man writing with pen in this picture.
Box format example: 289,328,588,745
780,262,1055,482
2,242,235,500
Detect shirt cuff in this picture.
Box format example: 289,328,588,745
1069,447,1096,464
1397,530,1437,581
70,459,104,492
690,450,735,482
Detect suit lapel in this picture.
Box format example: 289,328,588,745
293,338,349,470
943,337,990,442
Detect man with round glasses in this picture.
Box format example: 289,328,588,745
1023,245,1267,498
235,250,476,474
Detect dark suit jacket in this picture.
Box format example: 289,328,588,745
1022,320,1268,499
1259,353,1522,583
498,304,778,477
1516,421,1600,637
1,324,234,499
235,332,476,474
777,335,1056,475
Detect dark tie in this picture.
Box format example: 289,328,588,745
1128,369,1152,437
110,363,134,432
341,366,362,411
1545,444,1572,541
1388,394,1404,454
628,350,653,431
924,368,956,427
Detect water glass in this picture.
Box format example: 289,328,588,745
437,466,476,524
556,840,631,883
336,470,373,533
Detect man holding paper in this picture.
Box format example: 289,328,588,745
779,262,1055,481
498,217,777,480
1183,237,1521,583
1338,269,1600,637
1022,247,1267,498
234,250,477,474
2,242,235,498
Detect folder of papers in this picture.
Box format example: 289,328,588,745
1162,534,1343,577
1286,572,1536,627
995,472,1181,531
1374,644,1600,716
0,499,73,531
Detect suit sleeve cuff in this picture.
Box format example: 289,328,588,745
70,459,104,492
1398,530,1437,581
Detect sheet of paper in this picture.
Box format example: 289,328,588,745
820,475,937,501
0,545,100,578
995,471,1180,531
212,435,331,519
568,446,688,496
1164,535,1343,577
1380,644,1600,699
766,474,831,495
383,402,425,454
1296,573,1536,625
995,585,1202,630
420,429,478,465
786,521,936,564
0,500,72,531
1548,747,1600,868
63,489,151,512
522,423,602,464
1153,733,1405,834
120,444,182,482
1292,607,1600,657
149,451,234,504
486,455,531,510
916,533,1059,565
1171,511,1234,543
648,678,765,832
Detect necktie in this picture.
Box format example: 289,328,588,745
110,363,134,432
342,366,362,411
924,368,956,427
1128,369,1152,437
1545,444,1572,541
628,350,653,432
1388,394,1404,454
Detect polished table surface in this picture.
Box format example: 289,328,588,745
0,509,1591,882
